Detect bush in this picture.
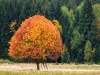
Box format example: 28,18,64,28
0,59,13,64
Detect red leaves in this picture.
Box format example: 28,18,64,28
8,15,63,61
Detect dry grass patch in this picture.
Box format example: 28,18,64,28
0,63,100,75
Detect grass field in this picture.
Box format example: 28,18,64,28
0,63,100,75
0,71,100,75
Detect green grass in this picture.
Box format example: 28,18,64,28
0,59,13,64
0,71,100,75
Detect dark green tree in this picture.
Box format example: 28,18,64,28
70,28,84,62
75,0,83,6
5,0,17,22
60,6,73,63
76,0,94,62
78,0,94,40
93,45,100,63
67,0,77,9
72,10,80,29
61,45,70,63
50,1,55,19
19,0,33,24
79,0,99,50
0,0,10,58
90,0,100,4
41,0,51,19
87,22,99,48
54,0,62,21
60,6,71,49
76,48,84,63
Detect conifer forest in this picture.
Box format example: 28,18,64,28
0,0,100,64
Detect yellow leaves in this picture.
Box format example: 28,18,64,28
52,20,63,35
9,20,17,32
9,15,63,61
91,48,95,55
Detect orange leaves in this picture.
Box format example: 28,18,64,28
8,15,63,61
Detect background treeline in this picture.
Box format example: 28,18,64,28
0,0,100,64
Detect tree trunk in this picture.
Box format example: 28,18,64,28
36,62,40,70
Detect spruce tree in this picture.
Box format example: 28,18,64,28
55,0,62,21
93,45,100,63
84,40,92,62
5,0,17,22
19,0,33,24
50,1,55,19
0,0,10,58
77,0,94,62
70,28,84,62
79,0,94,40
70,3,84,62
60,6,71,50
67,0,77,9
76,48,84,63
61,45,70,63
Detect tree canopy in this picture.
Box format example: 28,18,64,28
8,15,63,70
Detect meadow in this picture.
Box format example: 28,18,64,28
0,63,100,75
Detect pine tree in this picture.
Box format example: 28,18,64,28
70,28,84,62
0,0,10,58
79,0,94,40
61,45,70,63
50,1,55,19
55,0,62,21
76,0,94,62
67,0,77,9
84,40,92,62
60,6,71,50
73,10,80,29
70,3,84,62
5,0,17,22
19,0,33,24
93,45,100,63
76,48,84,63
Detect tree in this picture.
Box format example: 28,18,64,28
61,44,70,63
60,6,71,50
50,1,56,19
70,3,84,62
67,0,77,9
79,0,94,40
72,8,80,29
93,4,100,38
8,15,63,70
76,48,84,63
84,40,92,62
70,28,84,62
76,0,94,62
90,0,100,4
19,0,33,24
0,0,10,59
5,0,17,22
93,45,100,63
54,0,62,21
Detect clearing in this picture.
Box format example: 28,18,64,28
0,63,100,73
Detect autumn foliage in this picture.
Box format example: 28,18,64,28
52,19,63,35
8,15,63,63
